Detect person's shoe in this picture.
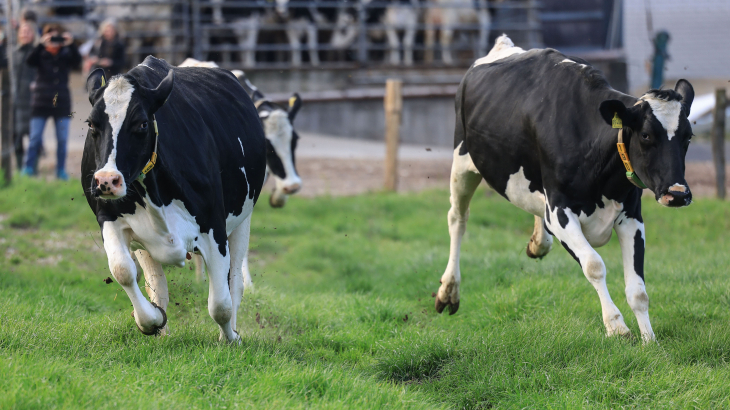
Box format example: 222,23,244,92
20,167,34,177
57,170,69,181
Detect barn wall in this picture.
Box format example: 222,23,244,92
624,0,730,92
294,97,457,147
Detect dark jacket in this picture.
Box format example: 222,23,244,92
89,38,126,78
13,44,37,135
26,43,82,118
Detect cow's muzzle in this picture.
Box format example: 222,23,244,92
658,184,692,207
93,170,126,198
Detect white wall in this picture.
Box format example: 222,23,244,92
624,0,730,92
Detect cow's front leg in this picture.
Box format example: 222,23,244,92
103,223,166,335
135,249,169,335
615,213,655,342
546,207,630,337
200,237,239,344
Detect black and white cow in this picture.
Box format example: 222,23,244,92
82,56,267,342
435,35,694,343
178,59,303,285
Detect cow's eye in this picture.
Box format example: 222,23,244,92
139,122,148,131
86,121,98,136
641,133,650,140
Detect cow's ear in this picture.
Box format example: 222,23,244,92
147,69,175,114
675,79,694,117
86,68,107,104
288,93,302,122
599,100,627,126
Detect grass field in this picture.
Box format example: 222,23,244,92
2,177,730,409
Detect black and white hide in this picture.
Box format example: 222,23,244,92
82,56,267,342
436,35,695,343
177,59,304,286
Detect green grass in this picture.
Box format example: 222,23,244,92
2,177,730,409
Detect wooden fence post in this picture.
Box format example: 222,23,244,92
711,88,726,199
384,79,402,192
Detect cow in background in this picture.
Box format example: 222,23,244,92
424,0,491,65
206,0,266,67
330,0,419,66
179,59,304,285
436,35,694,343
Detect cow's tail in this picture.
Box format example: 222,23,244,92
231,70,265,104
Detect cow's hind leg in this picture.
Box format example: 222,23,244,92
546,206,630,337
135,249,170,335
227,216,251,335
192,253,206,282
436,146,482,314
526,216,553,258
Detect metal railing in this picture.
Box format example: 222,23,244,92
0,0,613,69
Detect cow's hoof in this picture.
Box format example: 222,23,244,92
220,330,242,345
269,191,287,208
134,303,168,336
434,297,459,315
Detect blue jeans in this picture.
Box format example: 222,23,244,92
25,116,70,175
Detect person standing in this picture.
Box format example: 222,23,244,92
84,19,126,78
12,22,38,170
23,23,81,179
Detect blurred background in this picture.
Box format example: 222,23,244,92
0,0,728,194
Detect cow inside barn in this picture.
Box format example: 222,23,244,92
82,56,267,341
330,0,420,66
435,35,694,343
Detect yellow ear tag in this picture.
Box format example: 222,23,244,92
289,96,297,108
612,112,622,129
101,75,106,87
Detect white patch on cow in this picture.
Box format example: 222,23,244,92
102,77,135,167
640,94,682,140
178,58,219,68
504,167,545,217
473,34,525,66
577,196,623,247
559,58,587,68
265,110,302,191
235,137,252,209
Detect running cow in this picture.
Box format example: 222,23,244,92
82,56,267,342
435,35,695,342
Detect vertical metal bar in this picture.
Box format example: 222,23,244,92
192,0,203,60
712,88,727,199
526,0,543,49
2,0,16,183
357,0,367,64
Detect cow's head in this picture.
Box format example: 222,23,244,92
85,68,174,200
259,94,303,208
233,71,303,208
600,79,694,207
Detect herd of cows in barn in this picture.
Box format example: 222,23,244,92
80,32,696,344
26,0,507,67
